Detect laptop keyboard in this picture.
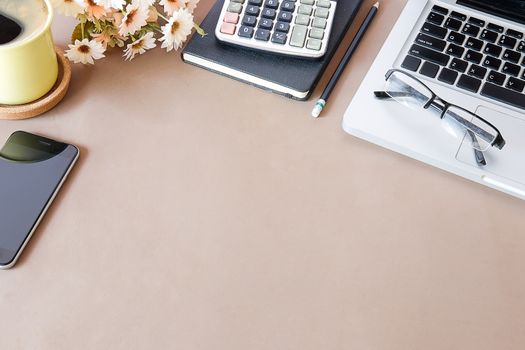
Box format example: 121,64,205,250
401,4,525,110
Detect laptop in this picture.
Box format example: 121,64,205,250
343,0,525,201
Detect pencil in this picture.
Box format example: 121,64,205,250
312,2,380,118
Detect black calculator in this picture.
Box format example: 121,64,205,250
215,0,337,59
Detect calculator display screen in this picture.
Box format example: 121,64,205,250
459,0,525,24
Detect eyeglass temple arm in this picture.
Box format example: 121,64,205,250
467,130,487,166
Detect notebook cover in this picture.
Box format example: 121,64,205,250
182,0,364,100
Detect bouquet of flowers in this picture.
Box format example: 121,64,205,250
51,0,204,64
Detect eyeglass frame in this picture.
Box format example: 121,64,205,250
378,69,506,150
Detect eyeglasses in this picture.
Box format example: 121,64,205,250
374,69,506,166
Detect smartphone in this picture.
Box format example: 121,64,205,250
0,131,79,269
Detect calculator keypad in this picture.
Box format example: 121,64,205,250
215,0,337,58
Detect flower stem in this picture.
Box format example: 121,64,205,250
157,13,170,22
81,21,85,40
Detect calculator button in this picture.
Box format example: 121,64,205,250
255,28,271,41
245,5,260,16
264,0,278,9
300,0,314,4
224,12,239,24
238,25,254,38
309,27,324,40
259,18,274,30
227,2,243,13
278,11,293,22
306,38,322,51
290,25,308,47
275,21,290,33
295,14,310,26
314,7,329,19
312,17,326,29
281,1,295,12
248,0,262,4
220,22,237,35
232,0,245,3
271,32,287,44
298,5,313,15
316,0,331,8
261,8,276,19
242,15,257,27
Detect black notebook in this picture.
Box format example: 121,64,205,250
182,0,364,100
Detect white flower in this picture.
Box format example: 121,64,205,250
160,9,193,52
184,0,199,13
65,39,105,64
119,2,149,37
123,32,156,60
159,0,184,16
51,0,84,17
94,0,125,10
134,0,156,7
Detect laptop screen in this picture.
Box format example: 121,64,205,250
459,0,525,24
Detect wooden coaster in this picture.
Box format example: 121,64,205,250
0,47,72,120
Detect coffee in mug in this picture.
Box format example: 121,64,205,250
0,0,48,46
0,0,58,105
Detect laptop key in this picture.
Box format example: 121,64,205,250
502,49,521,63
450,58,468,73
517,41,525,52
457,74,482,93
462,23,480,37
499,35,517,49
484,43,502,57
446,44,465,57
438,68,458,84
450,11,467,21
468,17,485,27
416,33,446,51
421,22,447,39
483,56,502,70
409,44,450,66
420,61,440,78
481,83,525,109
480,29,498,43
468,64,487,79
506,29,524,40
432,5,448,15
502,62,521,77
487,70,506,85
447,31,466,45
401,55,422,72
427,12,445,26
445,18,461,32
465,50,483,64
446,18,463,32
465,37,483,51
506,77,525,92
487,23,504,33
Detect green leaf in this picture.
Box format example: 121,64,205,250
71,23,83,43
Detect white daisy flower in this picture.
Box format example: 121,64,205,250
119,2,149,37
134,0,156,8
84,0,107,19
51,0,85,17
160,9,193,52
65,39,105,64
159,0,184,16
94,0,125,10
123,32,156,60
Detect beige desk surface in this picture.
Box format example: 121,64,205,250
1,0,525,348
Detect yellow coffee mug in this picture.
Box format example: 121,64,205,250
0,0,58,105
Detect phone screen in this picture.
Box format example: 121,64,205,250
0,131,78,267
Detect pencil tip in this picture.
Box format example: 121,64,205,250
374,1,379,8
